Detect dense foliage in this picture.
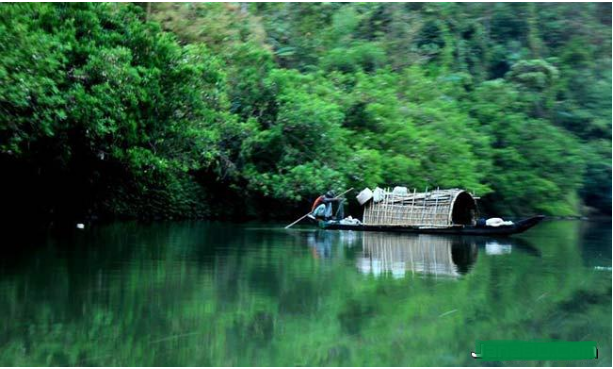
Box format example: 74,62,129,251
1,3,610,224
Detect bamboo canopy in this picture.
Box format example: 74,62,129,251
361,187,478,228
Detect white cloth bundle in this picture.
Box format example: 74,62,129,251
486,218,514,227
340,216,362,225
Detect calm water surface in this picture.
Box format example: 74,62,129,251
0,220,610,366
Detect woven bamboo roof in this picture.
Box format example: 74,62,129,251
361,187,477,227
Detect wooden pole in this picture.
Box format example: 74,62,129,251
432,187,440,226
333,187,355,200
284,213,311,229
420,187,428,225
410,188,416,224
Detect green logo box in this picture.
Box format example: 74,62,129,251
472,340,598,361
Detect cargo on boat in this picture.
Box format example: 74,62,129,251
316,186,544,236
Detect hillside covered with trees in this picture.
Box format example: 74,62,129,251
1,2,611,226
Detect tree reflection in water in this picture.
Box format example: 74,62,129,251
1,222,608,366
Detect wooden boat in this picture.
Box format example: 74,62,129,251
305,187,546,236
316,215,545,236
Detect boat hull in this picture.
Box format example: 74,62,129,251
317,215,545,236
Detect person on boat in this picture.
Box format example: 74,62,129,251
309,191,344,220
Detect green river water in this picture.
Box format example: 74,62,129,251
0,220,610,366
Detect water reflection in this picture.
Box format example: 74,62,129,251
484,240,512,255
304,230,541,278
578,220,613,268
357,233,478,278
483,237,542,257
0,221,610,366
305,229,361,259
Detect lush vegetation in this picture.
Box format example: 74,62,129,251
1,3,611,225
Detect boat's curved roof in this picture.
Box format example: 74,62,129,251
362,187,477,227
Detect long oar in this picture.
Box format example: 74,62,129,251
284,212,312,229
333,188,355,199
284,188,354,229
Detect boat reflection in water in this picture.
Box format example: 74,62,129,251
356,233,479,279
303,229,540,276
484,240,512,255
305,229,361,259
